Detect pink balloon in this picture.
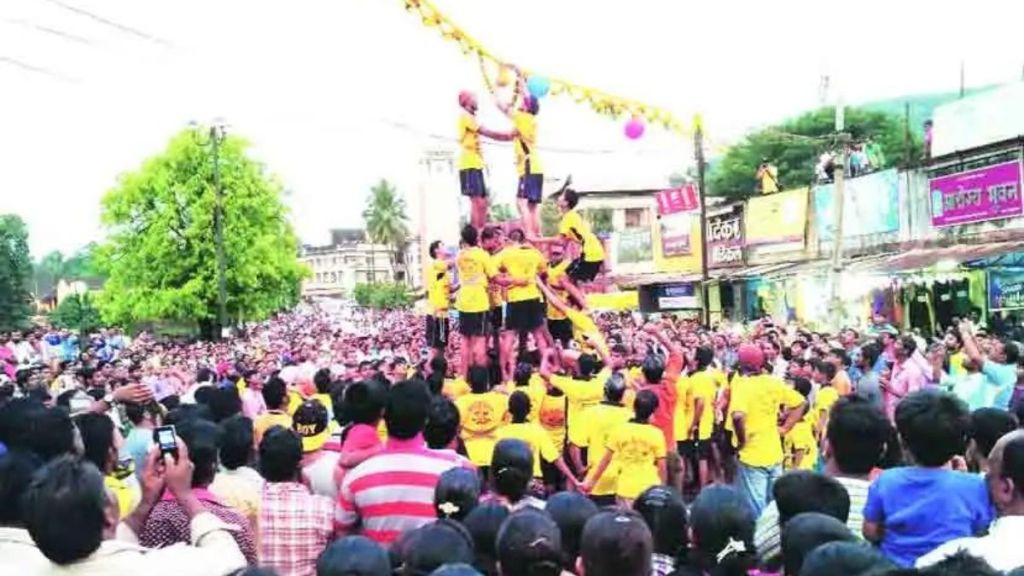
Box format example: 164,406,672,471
624,117,645,140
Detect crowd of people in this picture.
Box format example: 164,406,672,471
3,183,1024,576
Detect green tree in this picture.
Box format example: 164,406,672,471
95,128,307,339
353,282,412,309
708,106,921,199
34,243,104,298
362,179,410,283
0,214,33,331
491,203,518,223
540,200,560,236
582,207,614,235
50,292,102,334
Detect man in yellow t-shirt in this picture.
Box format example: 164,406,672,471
496,391,579,490
728,345,807,517
532,186,605,309
457,90,509,229
481,226,507,364
756,159,779,194
426,240,453,356
454,365,509,474
544,245,573,347
577,373,632,506
678,346,718,489
492,229,550,382
540,348,607,477
455,226,497,375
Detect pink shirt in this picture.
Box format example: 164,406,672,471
885,353,927,419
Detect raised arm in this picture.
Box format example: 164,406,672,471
537,280,571,316
959,321,984,365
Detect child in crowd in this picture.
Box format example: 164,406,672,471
333,380,386,487
863,389,993,567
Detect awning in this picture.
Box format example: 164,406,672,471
872,241,1024,272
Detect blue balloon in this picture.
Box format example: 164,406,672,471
527,75,550,99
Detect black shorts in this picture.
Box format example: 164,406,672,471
426,315,449,348
517,173,544,204
548,318,572,346
460,168,487,198
541,459,559,488
459,311,487,337
488,306,505,333
507,299,545,333
589,494,617,508
567,257,601,283
678,439,711,460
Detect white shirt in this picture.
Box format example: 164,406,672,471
302,451,341,500
916,515,1024,572
0,526,49,576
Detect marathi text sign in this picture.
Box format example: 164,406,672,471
930,161,1023,227
745,187,808,249
706,207,744,267
989,269,1024,309
814,169,900,240
655,184,699,216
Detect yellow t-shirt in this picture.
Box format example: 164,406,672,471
459,113,484,170
558,210,605,263
606,422,666,500
497,422,560,477
546,260,571,320
502,377,547,423
254,411,293,445
427,259,451,316
564,309,609,360
286,391,303,416
443,378,471,400
580,403,632,496
784,419,818,471
493,245,547,303
673,375,692,442
105,474,141,520
690,371,719,441
550,374,605,447
950,351,967,377
760,164,779,194
455,247,495,314
728,374,805,468
812,386,840,429
513,110,542,175
455,392,510,466
538,393,568,453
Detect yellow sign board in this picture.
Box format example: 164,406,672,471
745,187,809,246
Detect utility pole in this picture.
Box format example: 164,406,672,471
829,102,849,330
694,114,711,328
210,124,228,340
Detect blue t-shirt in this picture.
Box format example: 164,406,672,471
981,360,1016,410
864,467,993,567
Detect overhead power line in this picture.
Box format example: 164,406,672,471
3,17,96,46
43,0,172,47
0,55,79,82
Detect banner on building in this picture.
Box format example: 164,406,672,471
638,282,701,312
706,205,744,267
655,184,699,216
659,211,694,258
814,169,900,240
930,161,1023,227
616,229,653,265
745,187,808,249
989,269,1024,310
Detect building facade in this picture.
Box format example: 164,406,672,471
299,229,409,298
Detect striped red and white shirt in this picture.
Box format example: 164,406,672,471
335,434,470,544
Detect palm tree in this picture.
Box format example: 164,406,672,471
362,179,410,283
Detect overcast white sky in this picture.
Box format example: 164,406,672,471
2,0,1022,258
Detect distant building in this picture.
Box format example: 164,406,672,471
299,229,413,298
56,277,105,305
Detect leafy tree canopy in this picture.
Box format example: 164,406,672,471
50,292,102,334
0,214,33,331
95,128,306,337
34,243,104,298
708,106,921,199
353,282,412,309
363,179,410,282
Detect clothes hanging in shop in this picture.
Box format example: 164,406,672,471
907,284,934,338
932,280,956,331
952,278,973,318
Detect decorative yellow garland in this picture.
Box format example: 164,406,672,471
402,0,699,137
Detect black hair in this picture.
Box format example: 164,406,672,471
545,492,599,570
429,240,443,260
578,354,601,378
496,509,563,576
165,403,214,426
641,354,665,384
208,386,242,422
74,412,114,473
899,335,918,356
508,391,531,424
317,535,392,576
196,367,215,384
125,401,147,425
462,504,510,576
160,394,181,412
780,512,856,576
193,385,215,406
0,398,40,453
895,389,970,467
687,485,756,576
1002,434,1024,498
508,229,526,243
22,456,107,565
827,396,891,475
790,376,813,399
513,363,532,387
633,486,688,557
425,396,461,450
176,417,221,487
344,380,387,426
220,414,255,470
467,365,490,394
491,439,533,503
829,348,851,368
28,406,76,462
434,467,481,522
1003,339,1022,365
429,565,482,576
820,362,837,382
258,425,303,483
0,450,42,527
385,380,431,440
773,471,851,525
402,520,476,576
970,408,1019,462
262,376,288,410
633,389,659,423
461,225,480,247
579,509,653,576
314,368,332,395
695,346,714,371
603,373,626,404
859,342,881,369
562,188,580,210
799,541,894,576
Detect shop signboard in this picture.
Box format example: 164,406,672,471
639,282,700,312
930,161,1023,227
814,169,900,240
989,269,1024,310
657,184,698,258
706,206,744,267
616,229,653,265
655,184,700,216
745,187,808,252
